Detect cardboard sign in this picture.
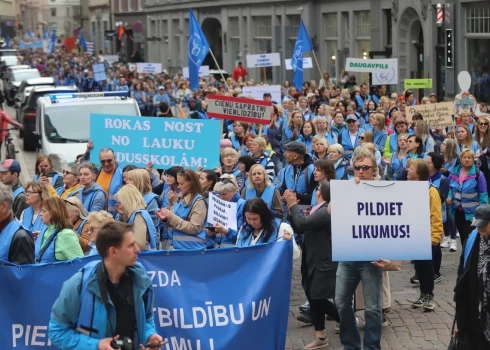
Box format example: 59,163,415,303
285,57,312,70
207,192,238,230
136,63,162,74
206,94,272,125
182,65,210,79
404,79,432,89
246,53,281,68
330,180,432,261
406,102,455,129
346,58,399,85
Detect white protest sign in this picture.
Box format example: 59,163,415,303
93,63,107,82
136,63,163,74
346,58,399,85
285,57,313,70
100,55,119,64
330,180,432,261
246,53,281,68
207,94,272,125
242,85,282,105
182,65,210,79
207,192,238,230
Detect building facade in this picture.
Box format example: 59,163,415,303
1,0,18,38
46,0,81,36
143,0,490,102
88,0,112,54
114,0,147,62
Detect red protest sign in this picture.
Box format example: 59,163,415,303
206,94,272,125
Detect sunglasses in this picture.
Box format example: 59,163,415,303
360,136,365,140
354,165,373,171
480,123,489,126
218,178,234,185
346,119,356,124
100,158,113,164
63,170,77,176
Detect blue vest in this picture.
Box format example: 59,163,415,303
0,219,24,261
56,186,83,198
21,207,47,234
76,220,87,235
172,195,207,250
373,130,387,150
340,129,363,159
429,177,447,223
245,185,275,208
390,154,408,180
13,187,25,200
236,218,281,247
448,167,480,215
128,210,157,249
34,227,61,263
76,261,152,344
463,229,479,269
97,166,124,217
335,163,346,180
78,189,104,213
282,163,314,194
230,134,242,151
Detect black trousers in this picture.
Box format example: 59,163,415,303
414,245,440,295
309,299,340,331
432,244,442,276
454,209,473,245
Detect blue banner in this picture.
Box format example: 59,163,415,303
19,41,44,49
292,20,313,91
90,114,221,170
0,242,292,349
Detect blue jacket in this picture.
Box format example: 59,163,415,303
48,261,157,350
245,185,275,209
0,219,27,261
21,207,47,234
429,174,450,223
143,193,160,229
34,226,61,263
373,130,388,153
237,218,281,247
448,164,488,220
299,134,314,154
96,166,124,217
78,183,107,213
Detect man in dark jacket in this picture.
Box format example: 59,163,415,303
0,182,34,265
0,159,27,220
455,204,490,350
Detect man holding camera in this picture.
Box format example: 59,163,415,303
49,221,164,350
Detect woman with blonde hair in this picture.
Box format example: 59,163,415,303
474,116,490,150
242,164,283,218
455,124,479,155
414,120,435,152
85,211,114,256
220,147,244,190
312,136,329,162
440,138,460,176
114,184,157,250
359,131,381,166
64,197,90,252
372,113,388,154
127,168,160,229
20,181,51,237
35,197,83,263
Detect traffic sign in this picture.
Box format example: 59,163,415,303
404,79,432,89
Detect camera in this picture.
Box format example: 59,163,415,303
111,337,133,350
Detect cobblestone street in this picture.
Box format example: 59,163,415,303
286,243,460,349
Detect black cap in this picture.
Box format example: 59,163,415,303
284,141,307,156
471,204,490,228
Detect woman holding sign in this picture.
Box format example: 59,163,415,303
284,181,339,349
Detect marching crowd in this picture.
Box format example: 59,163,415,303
0,46,489,349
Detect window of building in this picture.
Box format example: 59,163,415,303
184,19,189,37
118,0,122,12
324,13,338,38
127,0,132,12
162,20,168,36
229,17,239,37
51,8,56,17
254,16,271,37
174,35,181,66
287,15,300,38
468,39,490,104
466,3,490,34
356,11,370,39
138,0,143,11
150,20,156,37
66,8,70,16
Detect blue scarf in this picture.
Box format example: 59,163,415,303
429,172,442,184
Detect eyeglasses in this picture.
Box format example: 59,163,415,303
359,136,365,140
480,123,489,126
87,226,101,233
218,177,233,185
26,190,40,195
354,165,373,171
346,119,356,124
407,140,415,143
99,158,113,164
63,170,77,176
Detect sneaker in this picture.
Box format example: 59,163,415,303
434,273,443,283
450,239,458,252
423,294,436,311
304,337,328,349
382,307,390,326
410,273,420,284
297,310,312,324
412,293,426,308
440,236,451,248
299,301,310,312
456,232,460,238
334,322,340,334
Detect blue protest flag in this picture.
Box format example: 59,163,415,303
0,241,293,349
188,9,210,91
5,33,10,49
27,30,34,39
79,32,88,52
291,20,313,91
49,31,56,53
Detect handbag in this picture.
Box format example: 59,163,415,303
383,260,403,271
447,311,470,350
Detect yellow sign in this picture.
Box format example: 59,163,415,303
404,79,432,89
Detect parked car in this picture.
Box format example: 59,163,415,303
3,69,41,106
